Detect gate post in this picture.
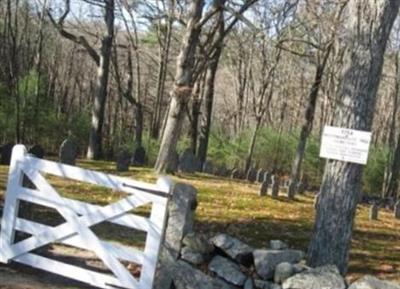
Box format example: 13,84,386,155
153,183,197,289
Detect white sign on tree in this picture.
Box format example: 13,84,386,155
320,126,372,165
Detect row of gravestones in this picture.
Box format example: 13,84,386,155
369,201,400,220
0,139,79,166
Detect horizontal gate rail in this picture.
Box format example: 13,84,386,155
0,145,172,289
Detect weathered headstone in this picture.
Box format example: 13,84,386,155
132,146,146,166
269,175,280,198
246,167,257,182
59,139,78,165
202,161,214,174
296,181,306,194
395,201,400,219
259,181,268,197
179,148,200,173
256,169,265,183
369,203,378,220
28,144,45,159
116,150,131,172
0,143,14,165
263,171,271,183
231,168,239,179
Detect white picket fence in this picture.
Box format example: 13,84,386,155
0,145,172,289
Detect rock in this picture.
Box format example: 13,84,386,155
259,181,268,197
282,265,346,289
208,256,247,286
59,139,78,165
274,262,295,284
246,167,257,182
253,249,305,280
182,232,214,255
181,247,205,265
369,203,378,220
270,240,288,250
395,201,400,219
28,144,45,158
116,150,131,172
179,148,200,173
0,143,14,165
211,233,254,267
132,146,146,166
293,263,309,274
244,278,255,289
348,275,400,289
254,279,281,289
173,260,235,289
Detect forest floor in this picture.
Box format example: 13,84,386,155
0,160,399,288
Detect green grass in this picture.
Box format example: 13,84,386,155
0,160,399,284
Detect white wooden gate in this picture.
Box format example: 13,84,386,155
0,145,172,289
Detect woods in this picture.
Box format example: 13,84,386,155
1,0,400,279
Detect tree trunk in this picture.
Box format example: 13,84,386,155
155,0,204,173
288,44,333,199
190,81,202,154
87,0,114,160
245,117,261,172
382,53,400,197
307,0,400,275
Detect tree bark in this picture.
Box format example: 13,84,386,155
155,0,204,173
189,80,202,154
287,43,333,199
87,0,115,160
307,0,400,275
245,117,261,172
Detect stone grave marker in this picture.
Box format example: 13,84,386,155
231,168,240,179
0,143,14,165
202,161,214,174
263,171,271,183
132,146,146,166
256,169,265,183
269,175,280,198
59,139,78,165
369,203,378,220
259,181,268,197
179,149,200,173
246,167,257,183
116,150,131,172
395,201,400,219
28,144,45,159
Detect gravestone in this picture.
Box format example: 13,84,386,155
259,181,268,197
179,149,200,173
246,168,257,183
231,168,240,179
116,150,131,172
256,169,265,183
59,139,78,165
395,201,400,219
132,146,146,166
202,161,214,174
269,175,280,198
28,144,45,159
369,203,378,220
263,171,271,183
296,181,306,194
0,143,14,165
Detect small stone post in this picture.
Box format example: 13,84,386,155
394,201,400,219
369,203,378,220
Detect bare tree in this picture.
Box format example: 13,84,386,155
307,0,400,274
